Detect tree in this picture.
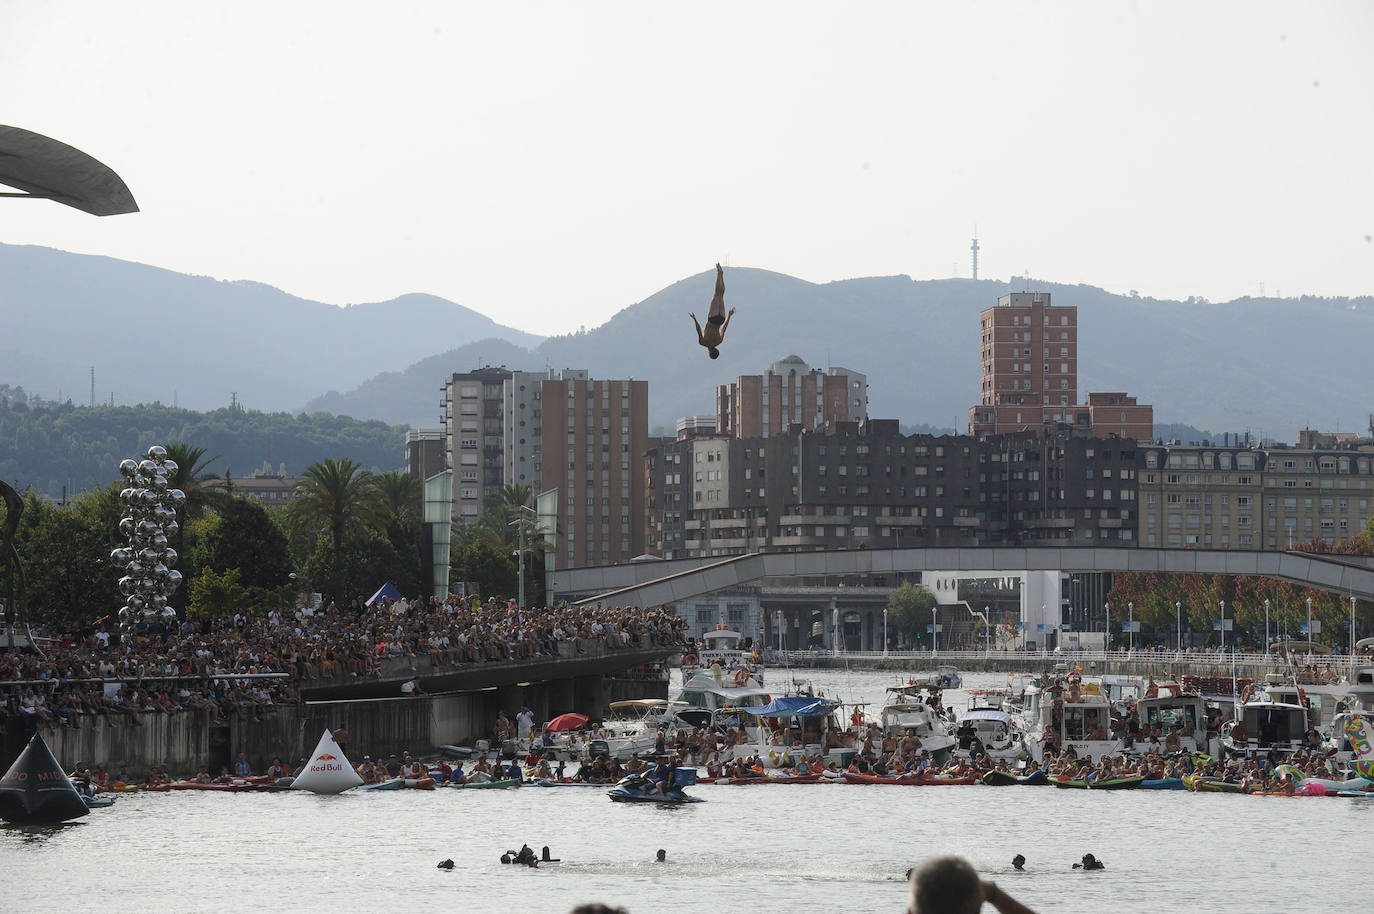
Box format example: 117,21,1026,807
18,492,119,627
187,566,248,619
886,581,937,645
303,528,405,608
194,496,294,591
371,470,424,592
290,457,376,606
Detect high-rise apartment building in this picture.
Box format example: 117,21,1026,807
716,355,867,438
968,292,1078,435
442,366,512,522
513,373,649,567
968,292,1153,439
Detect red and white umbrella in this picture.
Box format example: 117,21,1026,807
545,712,590,732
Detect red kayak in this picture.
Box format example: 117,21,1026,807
729,774,823,785
842,772,977,786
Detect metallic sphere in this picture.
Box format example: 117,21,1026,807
161,459,179,477
138,459,158,476
119,458,139,478
147,445,167,460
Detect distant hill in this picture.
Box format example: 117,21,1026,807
305,269,1374,440
0,243,543,414
5,245,1370,439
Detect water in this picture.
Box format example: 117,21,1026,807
2,667,1367,914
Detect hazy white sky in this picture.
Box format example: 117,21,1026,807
3,1,1371,335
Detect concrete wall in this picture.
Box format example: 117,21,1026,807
27,672,667,778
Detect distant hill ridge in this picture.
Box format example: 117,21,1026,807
3,243,1370,440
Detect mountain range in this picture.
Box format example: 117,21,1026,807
3,242,1370,441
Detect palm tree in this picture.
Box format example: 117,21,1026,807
371,470,423,533
162,443,229,520
290,458,376,605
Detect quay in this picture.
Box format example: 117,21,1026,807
7,642,675,777
772,647,1355,680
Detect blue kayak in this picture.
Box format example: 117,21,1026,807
1141,778,1186,790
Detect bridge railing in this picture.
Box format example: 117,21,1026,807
768,648,1360,676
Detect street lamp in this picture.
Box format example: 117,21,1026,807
932,604,938,657
984,605,991,656
1176,601,1182,652
1128,601,1134,654
1219,600,1226,654
1264,599,1270,658
882,607,888,657
1104,600,1110,654
1352,595,1358,673
1306,596,1314,647
511,503,537,612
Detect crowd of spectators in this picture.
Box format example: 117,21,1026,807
0,594,690,737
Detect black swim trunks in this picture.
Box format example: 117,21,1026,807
708,313,725,327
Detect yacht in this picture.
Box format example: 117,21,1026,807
879,685,956,760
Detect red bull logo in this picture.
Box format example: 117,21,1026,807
316,753,337,761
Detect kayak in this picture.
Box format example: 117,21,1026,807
842,772,925,786
363,778,405,791
1052,776,1144,790
533,780,601,788
440,745,474,759
728,774,823,785
1184,776,1253,794
82,795,116,809
1141,778,1186,790
447,778,520,789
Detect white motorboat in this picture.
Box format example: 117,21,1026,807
952,708,1027,762
1130,682,1208,756
879,685,956,759
681,625,763,683
1023,671,1124,764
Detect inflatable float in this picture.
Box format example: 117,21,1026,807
291,729,363,794
0,732,89,824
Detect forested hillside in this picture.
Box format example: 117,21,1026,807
0,390,405,498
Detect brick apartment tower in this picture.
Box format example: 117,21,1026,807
968,292,1078,435
716,355,868,438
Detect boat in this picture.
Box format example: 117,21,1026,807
1184,775,1253,794
1221,687,1310,759
953,707,1028,762
1023,670,1124,764
681,624,763,683
879,685,956,761
1140,778,1186,790
840,771,974,786
446,778,520,790
726,773,823,785
606,773,703,804
362,778,405,791
1131,683,1209,757
981,769,1049,787
1051,775,1143,790
737,694,860,769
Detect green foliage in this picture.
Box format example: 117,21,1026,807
304,529,406,608
195,497,294,590
0,400,405,501
13,490,120,627
452,537,520,605
187,566,247,618
886,581,937,640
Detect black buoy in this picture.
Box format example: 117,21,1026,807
541,846,559,862
0,732,90,824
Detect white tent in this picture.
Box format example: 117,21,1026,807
291,729,363,794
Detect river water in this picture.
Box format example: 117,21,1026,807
2,667,1368,914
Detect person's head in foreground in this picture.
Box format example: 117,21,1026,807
908,855,983,914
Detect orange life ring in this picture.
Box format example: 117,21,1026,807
682,654,699,667
1066,672,1082,687
1240,684,1255,704
734,667,751,686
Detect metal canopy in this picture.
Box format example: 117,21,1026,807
0,125,138,216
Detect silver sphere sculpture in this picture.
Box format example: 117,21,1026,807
112,445,185,638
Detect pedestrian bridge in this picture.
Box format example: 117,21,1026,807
563,547,1374,608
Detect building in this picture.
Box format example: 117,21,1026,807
645,421,1138,559
442,366,512,522
967,292,1152,439
1139,442,1374,549
405,428,446,482
510,372,649,567
231,474,299,507
716,355,867,438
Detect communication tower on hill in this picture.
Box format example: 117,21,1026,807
970,235,980,281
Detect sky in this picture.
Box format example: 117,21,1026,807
2,1,1371,336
